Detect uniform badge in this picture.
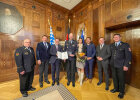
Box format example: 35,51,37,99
129,61,131,64
25,52,29,55
16,53,19,56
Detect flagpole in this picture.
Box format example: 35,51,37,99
68,18,70,29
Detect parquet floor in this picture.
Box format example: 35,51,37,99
0,72,140,100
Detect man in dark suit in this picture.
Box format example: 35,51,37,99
85,37,96,83
96,37,111,90
64,33,77,87
110,34,132,99
50,38,63,86
36,35,51,88
15,39,36,97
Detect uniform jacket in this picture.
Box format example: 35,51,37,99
15,46,36,73
110,42,132,68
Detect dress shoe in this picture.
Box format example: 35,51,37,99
67,81,70,86
45,80,50,84
72,83,75,87
85,78,88,81
118,93,124,99
97,82,102,86
22,92,28,97
52,81,55,86
89,79,92,83
105,87,109,91
28,87,36,91
57,81,59,86
40,83,43,88
110,89,119,93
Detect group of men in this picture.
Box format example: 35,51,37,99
15,33,131,99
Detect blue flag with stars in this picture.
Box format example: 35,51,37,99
81,29,84,44
50,26,55,45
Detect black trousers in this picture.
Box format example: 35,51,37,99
97,61,109,87
39,60,49,83
19,70,34,94
51,59,60,82
111,66,125,93
66,59,76,83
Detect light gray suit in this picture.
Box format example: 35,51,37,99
96,44,111,87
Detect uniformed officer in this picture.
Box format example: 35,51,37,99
15,39,36,97
85,37,96,83
110,34,132,99
64,33,77,87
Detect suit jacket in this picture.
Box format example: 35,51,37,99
49,44,63,64
64,40,77,60
110,42,132,68
36,42,51,62
96,44,111,64
85,43,96,60
15,46,36,73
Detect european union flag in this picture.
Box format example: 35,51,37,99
81,29,84,43
50,26,55,45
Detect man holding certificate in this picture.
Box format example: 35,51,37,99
64,33,77,87
50,39,63,86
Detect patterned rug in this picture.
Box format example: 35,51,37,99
15,84,76,100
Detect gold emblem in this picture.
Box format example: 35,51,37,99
129,61,131,64
25,52,29,55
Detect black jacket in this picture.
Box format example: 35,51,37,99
110,42,132,68
15,46,36,73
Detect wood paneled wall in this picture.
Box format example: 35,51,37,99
70,0,140,89
0,0,69,82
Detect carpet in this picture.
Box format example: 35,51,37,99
15,84,76,100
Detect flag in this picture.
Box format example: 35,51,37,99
66,25,70,40
81,29,84,43
50,26,55,45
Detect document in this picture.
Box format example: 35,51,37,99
57,51,68,60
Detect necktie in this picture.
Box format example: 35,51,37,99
44,43,48,49
56,45,58,51
100,45,103,49
115,43,118,47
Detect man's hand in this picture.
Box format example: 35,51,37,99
97,57,103,61
38,60,41,65
69,54,74,57
20,71,25,75
56,53,58,56
97,57,100,60
123,66,128,71
87,57,92,60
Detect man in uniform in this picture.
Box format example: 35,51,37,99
36,35,51,88
64,33,77,87
85,37,96,83
96,37,111,90
15,39,36,97
110,34,132,99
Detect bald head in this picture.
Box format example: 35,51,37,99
24,39,31,47
69,33,73,40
